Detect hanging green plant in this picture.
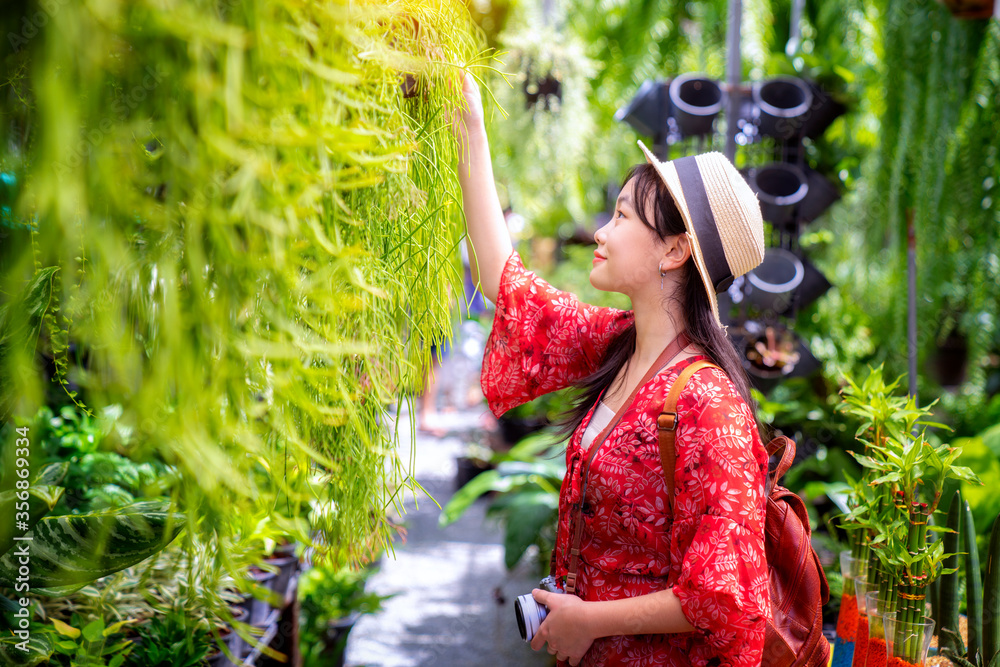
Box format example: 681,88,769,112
0,0,495,634
487,1,596,235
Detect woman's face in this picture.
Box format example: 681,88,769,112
590,177,666,296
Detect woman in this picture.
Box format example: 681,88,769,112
451,72,770,667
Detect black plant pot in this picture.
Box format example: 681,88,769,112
263,555,299,603
931,330,969,388
747,163,809,228
668,73,724,138
320,613,361,667
205,605,248,667
455,456,493,490
272,540,298,558
752,77,814,140
497,415,549,445
246,568,278,626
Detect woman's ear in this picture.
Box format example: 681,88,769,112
659,232,692,271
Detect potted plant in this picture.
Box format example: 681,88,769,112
122,608,215,667
298,561,393,667
836,364,982,667
441,429,564,573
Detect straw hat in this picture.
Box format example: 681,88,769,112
636,140,765,330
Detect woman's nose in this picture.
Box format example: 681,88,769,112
594,220,608,245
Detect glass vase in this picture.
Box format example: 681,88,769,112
833,552,859,667
884,612,935,667
865,591,890,667
852,578,875,667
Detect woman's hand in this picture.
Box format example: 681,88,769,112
528,589,596,666
449,71,485,160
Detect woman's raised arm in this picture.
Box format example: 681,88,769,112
451,72,512,304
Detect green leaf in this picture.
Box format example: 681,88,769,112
0,631,57,667
103,619,137,637
848,452,888,470
439,470,501,526
0,501,185,588
51,618,80,639
490,491,558,570
32,462,69,487
950,466,983,485
869,472,902,486
0,485,64,559
82,619,104,643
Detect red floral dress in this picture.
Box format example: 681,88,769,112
480,250,770,667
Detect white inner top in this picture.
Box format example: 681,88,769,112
581,400,616,451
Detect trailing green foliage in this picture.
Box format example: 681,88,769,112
0,0,494,602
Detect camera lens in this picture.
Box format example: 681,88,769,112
514,593,547,642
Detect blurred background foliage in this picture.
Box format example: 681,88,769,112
468,0,1000,560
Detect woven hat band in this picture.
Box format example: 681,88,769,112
673,156,735,294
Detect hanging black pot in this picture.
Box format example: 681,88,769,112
930,328,969,388
733,322,820,394
752,77,813,140
798,167,842,223
205,605,249,667
745,248,805,316
801,81,847,139
747,163,809,227
668,73,724,138
614,79,671,142
794,253,833,310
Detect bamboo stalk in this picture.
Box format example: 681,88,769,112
982,513,1000,667
941,491,964,655
965,499,983,665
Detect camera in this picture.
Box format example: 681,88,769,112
514,575,565,642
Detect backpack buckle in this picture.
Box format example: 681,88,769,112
657,411,677,432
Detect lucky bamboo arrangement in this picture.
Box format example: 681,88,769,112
838,365,981,667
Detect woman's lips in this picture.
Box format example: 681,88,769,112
593,251,606,264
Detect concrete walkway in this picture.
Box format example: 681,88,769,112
345,402,555,667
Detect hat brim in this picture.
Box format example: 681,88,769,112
636,140,726,330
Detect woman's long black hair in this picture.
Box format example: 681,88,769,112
552,162,770,443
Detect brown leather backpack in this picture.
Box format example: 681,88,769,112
658,360,830,667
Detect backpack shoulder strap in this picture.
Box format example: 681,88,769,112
657,359,720,510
